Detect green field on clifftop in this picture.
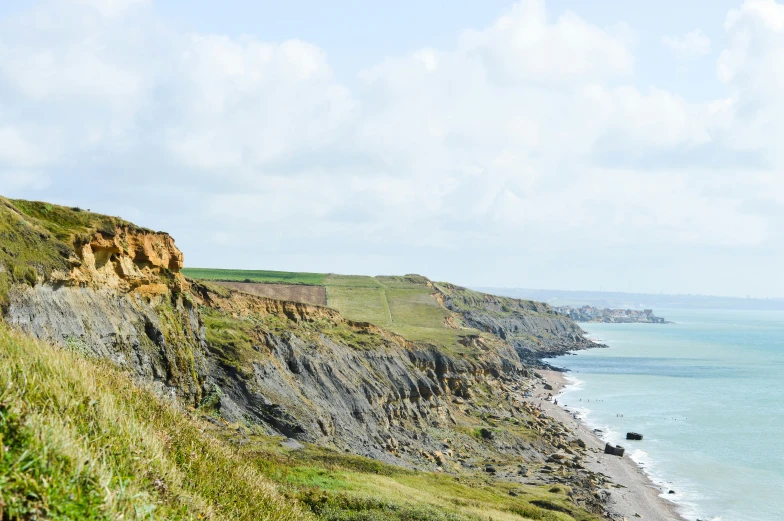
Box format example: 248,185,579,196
182,267,326,285
183,268,482,350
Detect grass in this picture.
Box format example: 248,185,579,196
0,322,310,521
436,283,551,317
327,286,391,326
182,268,326,285
9,199,146,243
324,275,479,351
201,307,258,369
0,199,71,307
175,266,567,359
187,270,477,350
220,435,600,521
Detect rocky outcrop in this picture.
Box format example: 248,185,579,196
192,282,536,466
53,227,186,293
436,284,595,361
6,284,207,402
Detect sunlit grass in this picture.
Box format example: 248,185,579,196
0,323,311,521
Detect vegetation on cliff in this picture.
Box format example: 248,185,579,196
186,269,586,357
0,323,308,521
0,323,600,521
182,267,326,285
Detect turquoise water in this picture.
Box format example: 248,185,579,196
544,309,784,521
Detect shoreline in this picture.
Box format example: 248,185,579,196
526,369,686,521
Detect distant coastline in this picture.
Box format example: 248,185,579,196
476,287,784,311
554,305,672,324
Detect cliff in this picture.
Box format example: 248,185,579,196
1,197,206,401
436,283,595,362
0,197,607,520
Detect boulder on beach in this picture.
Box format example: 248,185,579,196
604,443,625,457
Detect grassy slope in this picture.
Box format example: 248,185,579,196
0,200,598,520
0,322,308,521
0,323,599,521
325,274,484,350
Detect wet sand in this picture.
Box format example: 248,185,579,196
526,370,685,521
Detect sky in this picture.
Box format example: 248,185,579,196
1,0,783,298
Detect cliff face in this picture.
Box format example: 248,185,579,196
1,199,205,402
0,198,597,483
7,285,206,401
190,282,532,466
61,227,186,292
436,283,594,362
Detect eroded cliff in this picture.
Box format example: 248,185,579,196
0,197,606,517
436,282,596,361
1,198,205,401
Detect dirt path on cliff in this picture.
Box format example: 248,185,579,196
525,371,685,521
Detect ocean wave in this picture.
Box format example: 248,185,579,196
627,442,712,521
560,374,584,393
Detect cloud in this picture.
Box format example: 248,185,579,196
456,0,634,83
0,125,57,168
0,0,783,294
663,29,712,60
166,35,356,172
717,0,784,167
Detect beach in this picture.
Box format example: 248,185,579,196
526,370,685,521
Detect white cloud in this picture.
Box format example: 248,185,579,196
663,29,712,60
458,0,634,83
166,35,356,171
716,0,784,168
1,0,783,294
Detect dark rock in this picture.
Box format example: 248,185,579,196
604,443,625,457
480,428,494,440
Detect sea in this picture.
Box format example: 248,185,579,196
544,309,784,521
